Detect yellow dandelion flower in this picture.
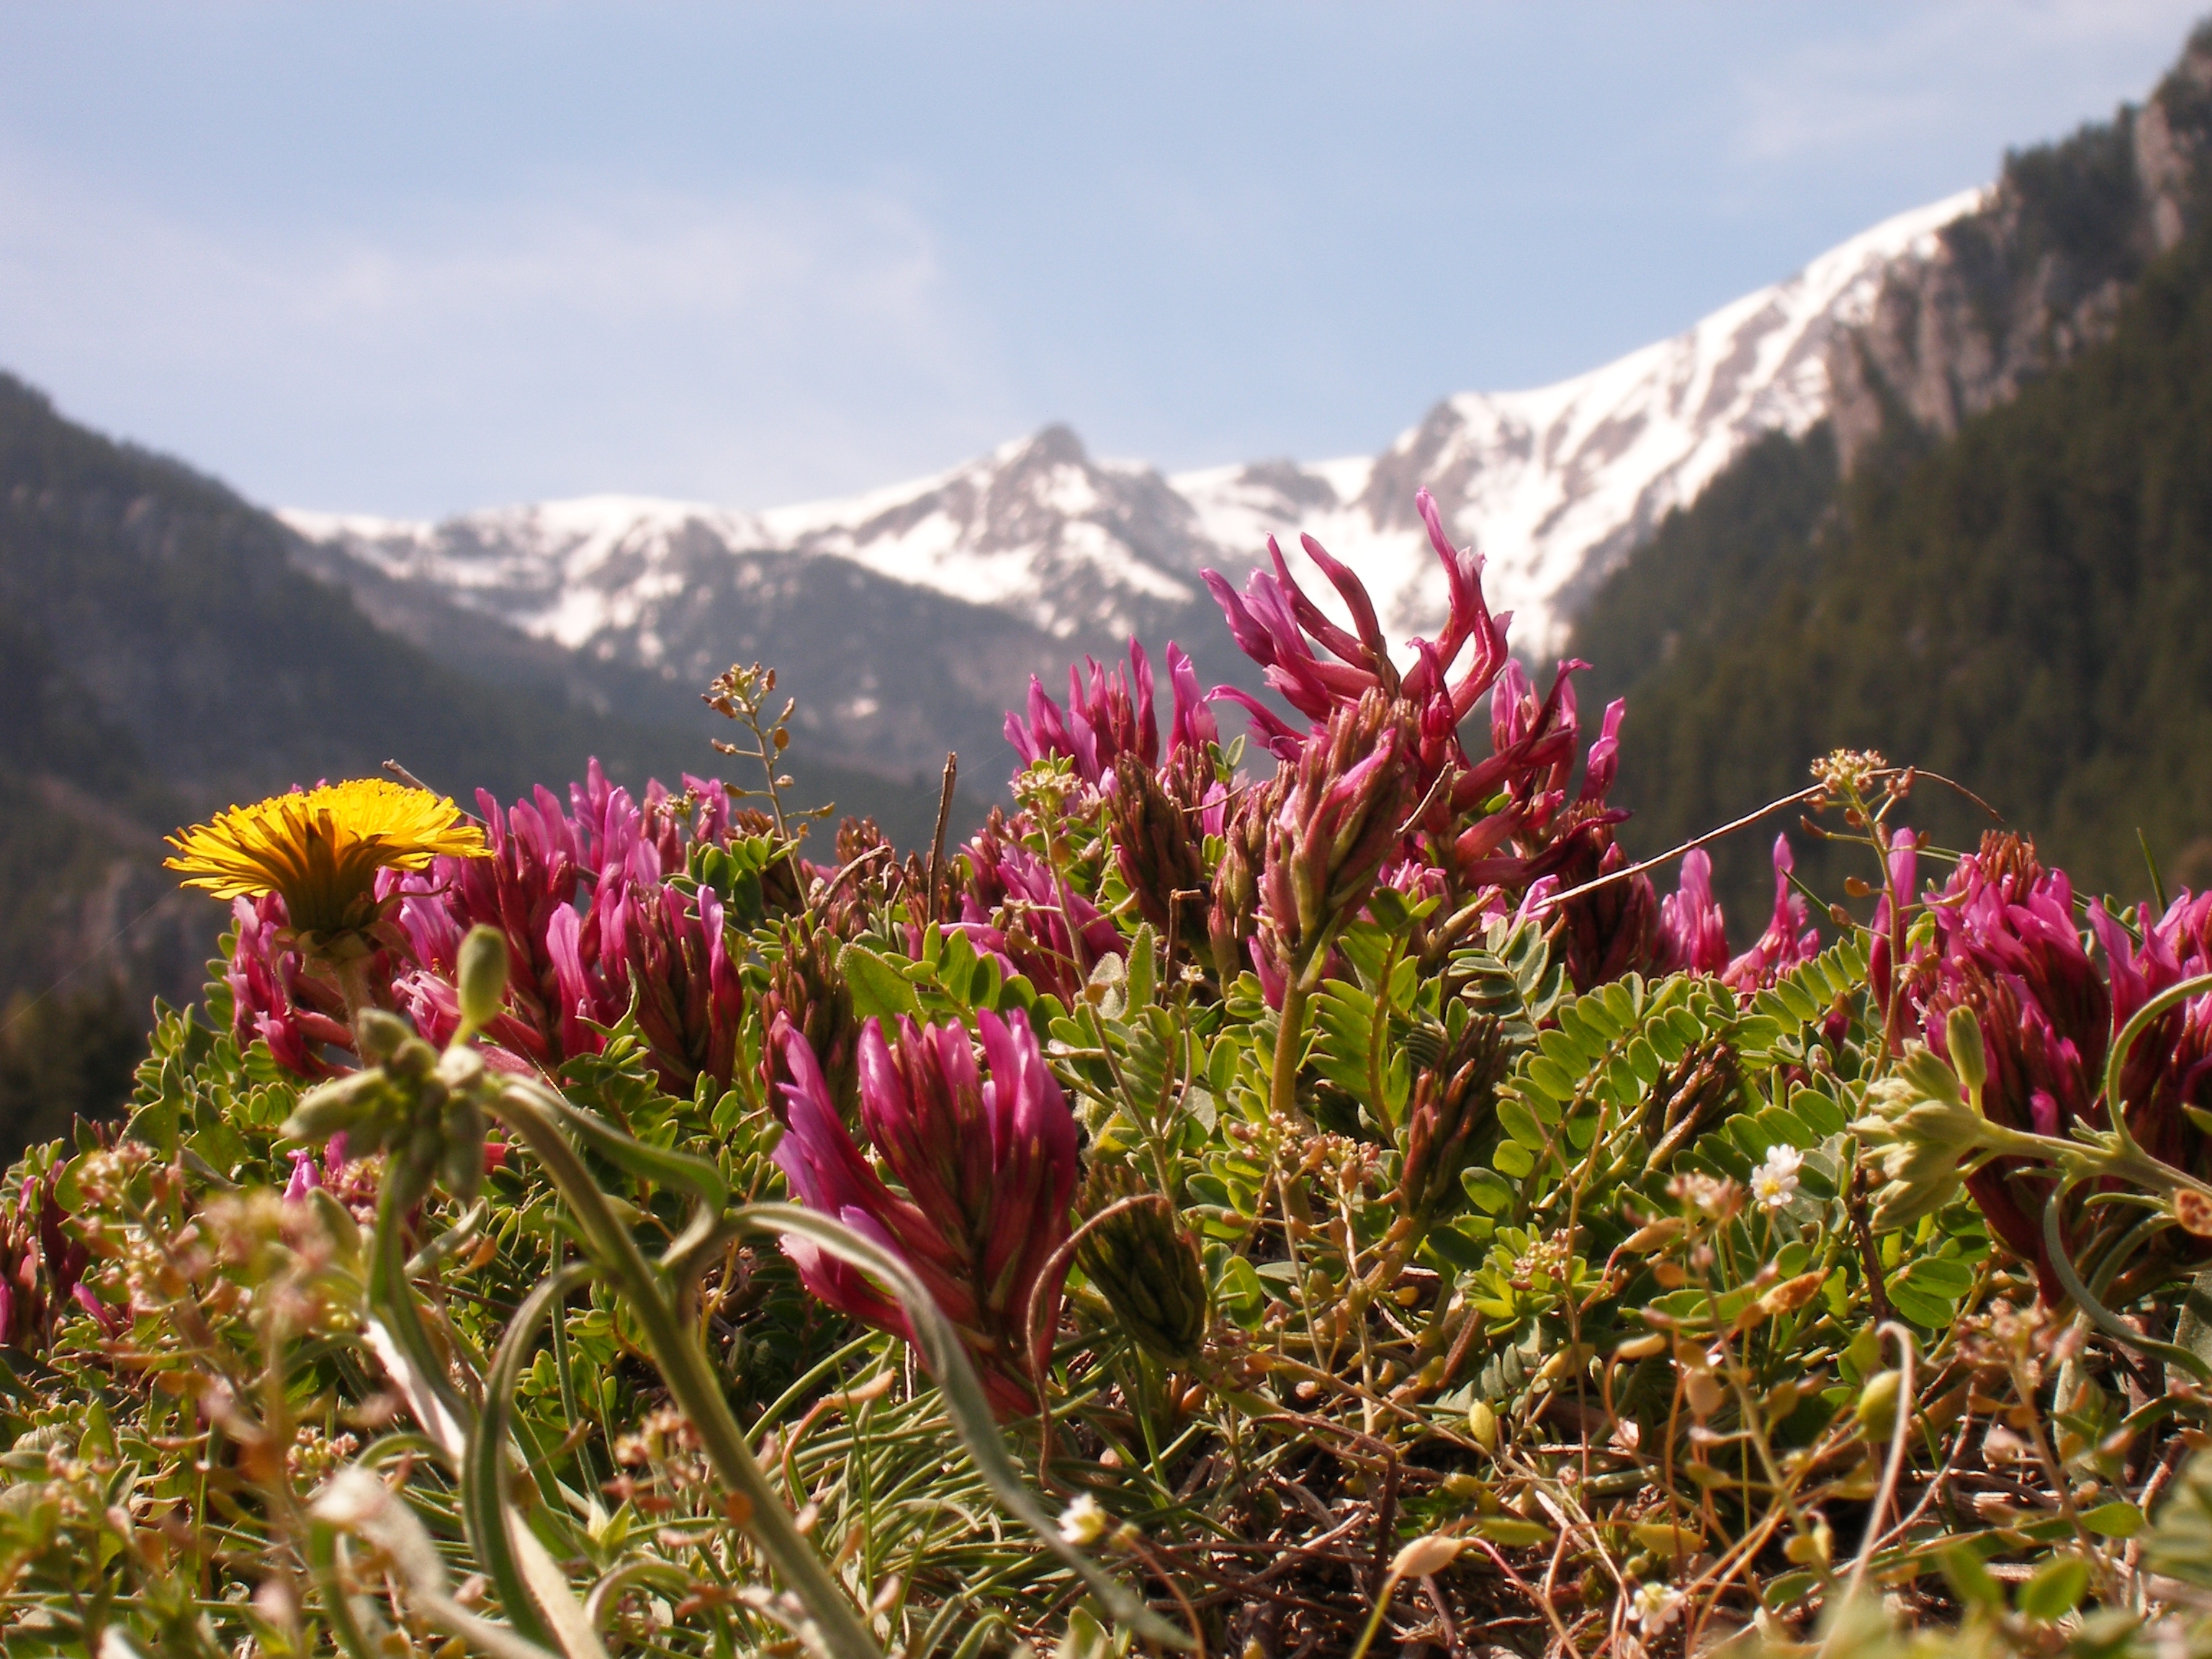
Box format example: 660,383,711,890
166,779,489,939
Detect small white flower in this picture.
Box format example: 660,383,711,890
1633,1580,1686,1633
1750,1144,1804,1211
1057,1494,1110,1546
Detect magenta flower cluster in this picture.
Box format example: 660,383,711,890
0,1166,112,1349
228,762,753,1095
773,1009,1079,1418
1878,831,2212,1295
1657,838,1821,994
1004,638,1218,786
1190,487,1813,995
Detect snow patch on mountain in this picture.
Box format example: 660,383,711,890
282,188,1985,675
1173,188,1984,655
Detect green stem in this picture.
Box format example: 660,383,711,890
367,1161,474,1449
305,1527,387,1659
1270,975,1309,1123
465,1263,593,1650
2041,1192,2212,1382
1345,1569,1406,1659
1974,1120,2212,1205
2103,971,2212,1161
330,953,376,1040
495,1080,884,1659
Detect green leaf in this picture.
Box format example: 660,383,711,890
1789,1082,1848,1138
1625,1036,1662,1086
2017,1555,2088,1621
1367,886,1412,935
1524,1056,1577,1103
1125,924,1158,1010
1629,1522,1704,1557
1424,1221,1490,1273
125,1094,180,1159
1492,1142,1536,1179
1552,1002,1606,1054
2081,1501,2144,1539
1462,1169,1514,1214
2174,1269,2212,1377
1760,1570,1817,1612
1753,1105,1817,1150
1899,1257,1975,1297
1885,1285,1953,1330
1310,983,1382,1105
1601,978,1643,1030
1497,1098,1549,1151
1725,1115,1777,1160
1118,1008,1179,1124
840,944,922,1020
1535,1025,1588,1073
974,954,1007,1012
1938,1542,2003,1611
1470,1516,1552,1547
938,927,979,1006
1216,1256,1267,1328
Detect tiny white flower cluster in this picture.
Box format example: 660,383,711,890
1057,1495,1110,1546
1750,1144,1803,1212
1632,1579,1685,1633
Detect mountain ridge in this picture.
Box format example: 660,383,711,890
281,190,1986,773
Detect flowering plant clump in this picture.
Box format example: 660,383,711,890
8,498,2212,1658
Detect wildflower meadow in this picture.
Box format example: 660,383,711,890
9,490,2212,1658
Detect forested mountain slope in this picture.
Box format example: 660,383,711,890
0,375,949,1152
1583,209,2212,919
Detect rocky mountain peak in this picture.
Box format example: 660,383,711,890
1828,24,2212,472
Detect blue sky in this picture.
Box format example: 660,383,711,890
0,2,2203,518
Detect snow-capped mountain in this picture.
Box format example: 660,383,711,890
1169,189,1982,655
284,189,1982,771
284,422,1216,657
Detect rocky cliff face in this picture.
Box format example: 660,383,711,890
1829,26,2212,472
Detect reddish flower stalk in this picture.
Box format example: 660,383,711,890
1721,836,1821,995
225,759,763,1097
773,1011,1079,1418
1200,487,1509,767
1658,851,1730,976
1655,838,1820,995
0,1168,107,1351
1192,488,1674,989
956,822,1124,1003
1254,691,1421,997
1897,833,2110,1291
225,894,356,1079
1004,639,1216,785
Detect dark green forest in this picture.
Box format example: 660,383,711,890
1581,213,2212,922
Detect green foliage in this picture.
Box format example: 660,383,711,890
4,752,2210,1657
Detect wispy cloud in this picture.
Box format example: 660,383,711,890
0,150,1020,514
1735,0,2205,163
